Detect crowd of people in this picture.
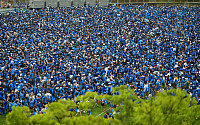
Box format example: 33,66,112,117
0,5,199,115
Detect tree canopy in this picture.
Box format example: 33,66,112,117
6,86,200,125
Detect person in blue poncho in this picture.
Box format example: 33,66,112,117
87,107,91,116
75,106,81,116
104,112,109,119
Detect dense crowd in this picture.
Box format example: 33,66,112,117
0,5,199,115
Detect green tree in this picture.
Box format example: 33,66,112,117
62,116,114,125
30,99,77,124
75,92,98,112
112,86,136,125
132,89,200,125
6,87,200,125
6,106,31,125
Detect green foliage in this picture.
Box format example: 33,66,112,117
0,115,6,125
75,92,98,111
95,95,104,100
79,101,90,111
30,114,51,125
84,92,98,100
6,87,200,125
132,89,200,125
6,106,31,125
63,116,113,125
110,86,136,124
